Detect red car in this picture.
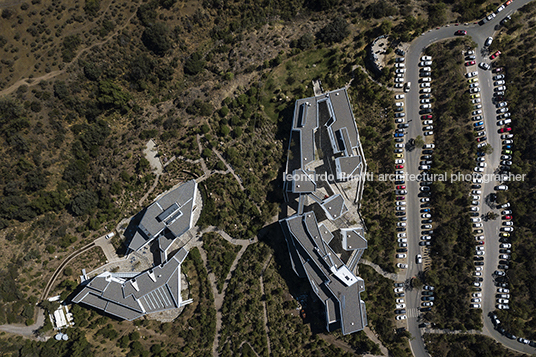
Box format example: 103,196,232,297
506,0,512,5
395,164,404,169
465,61,476,66
421,115,432,120
504,215,512,220
476,137,487,142
499,127,512,133
396,185,406,190
455,30,467,36
490,50,502,59
493,67,504,73
396,196,405,200
477,241,485,245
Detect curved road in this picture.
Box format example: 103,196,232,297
398,1,535,356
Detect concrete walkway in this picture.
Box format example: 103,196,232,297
360,259,404,281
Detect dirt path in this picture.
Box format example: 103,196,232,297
259,255,272,355
196,226,257,357
363,326,389,356
0,1,139,97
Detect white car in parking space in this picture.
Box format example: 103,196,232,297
421,56,432,61
398,238,407,242
420,104,431,109
420,83,431,88
396,298,405,303
421,88,431,93
397,263,408,269
424,131,433,136
396,69,406,74
421,198,430,202
395,102,404,107
470,303,482,308
395,94,405,99
397,233,407,238
471,206,480,211
395,77,404,83
422,214,431,218
395,63,405,68
396,303,406,309
423,120,433,125
396,314,407,320
396,254,407,259
396,201,406,206
472,298,482,302
419,61,433,66
472,293,482,297
474,167,484,172
394,287,404,293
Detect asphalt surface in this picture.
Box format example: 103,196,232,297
392,1,536,356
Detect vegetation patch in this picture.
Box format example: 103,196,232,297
202,232,241,293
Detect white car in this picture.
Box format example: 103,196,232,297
497,4,505,12
420,198,430,202
497,298,509,304
395,63,405,68
424,131,433,136
394,287,404,293
466,71,478,78
396,206,406,211
422,302,433,306
396,69,406,74
472,293,482,297
395,94,405,99
397,263,408,269
395,159,405,164
473,282,482,287
485,37,493,46
419,61,433,66
420,83,431,88
395,118,404,123
420,77,431,82
421,236,431,240
475,266,483,271
472,190,482,194
396,314,407,320
470,206,480,211
422,213,431,218
396,303,406,309
470,304,481,308
503,221,513,226
500,243,511,248
398,238,407,242
395,102,404,107
394,77,404,83
497,288,510,293
396,253,407,259
420,99,431,104
422,66,431,71
396,201,406,206
471,98,481,104
421,88,431,93
474,272,482,276
475,246,484,251
421,56,432,61
474,167,483,172
471,298,482,302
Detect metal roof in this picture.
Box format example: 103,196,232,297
72,248,190,321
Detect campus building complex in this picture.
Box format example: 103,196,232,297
73,180,199,320
280,87,368,335
72,248,191,320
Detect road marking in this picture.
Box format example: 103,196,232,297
407,308,420,318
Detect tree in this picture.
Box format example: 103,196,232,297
70,190,98,216
414,135,424,148
84,0,100,17
97,80,131,110
141,23,172,56
317,18,349,44
295,33,315,50
184,52,206,75
479,144,494,155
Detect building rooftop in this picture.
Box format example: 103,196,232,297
128,180,197,262
72,248,190,321
280,87,368,335
281,212,367,335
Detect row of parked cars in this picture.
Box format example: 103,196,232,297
467,53,487,309
393,54,409,274
393,282,407,320
490,312,536,346
492,66,515,312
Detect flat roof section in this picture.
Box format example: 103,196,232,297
335,156,362,182
127,180,197,255
292,168,316,193
341,228,367,251
320,194,348,221
326,88,359,149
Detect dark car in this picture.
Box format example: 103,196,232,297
421,307,432,312
475,262,484,266
421,296,434,301
474,256,484,261
397,248,408,253
395,293,405,297
395,309,407,314
394,283,404,287
422,291,434,296
395,49,406,56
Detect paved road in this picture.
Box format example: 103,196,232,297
397,1,535,356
